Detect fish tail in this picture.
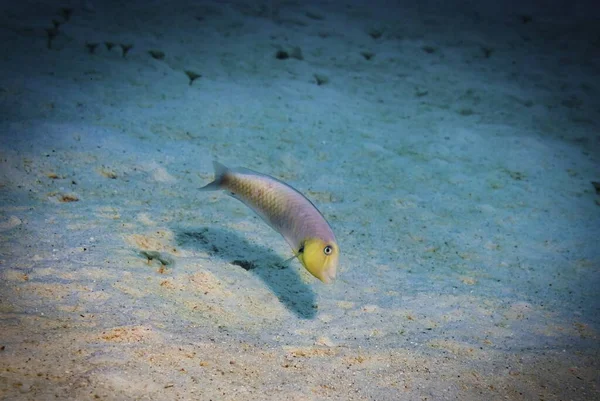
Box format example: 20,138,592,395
199,161,229,191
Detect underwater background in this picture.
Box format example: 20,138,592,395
0,0,598,400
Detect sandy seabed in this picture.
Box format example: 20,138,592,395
1,0,599,400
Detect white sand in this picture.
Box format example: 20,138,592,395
0,0,598,400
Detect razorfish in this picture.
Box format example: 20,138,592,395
200,161,339,283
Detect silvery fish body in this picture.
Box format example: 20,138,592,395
200,162,339,283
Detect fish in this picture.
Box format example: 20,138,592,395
200,161,339,283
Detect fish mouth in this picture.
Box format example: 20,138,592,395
319,267,337,284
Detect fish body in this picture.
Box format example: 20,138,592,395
200,161,339,283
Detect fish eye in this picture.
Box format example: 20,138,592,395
323,245,333,255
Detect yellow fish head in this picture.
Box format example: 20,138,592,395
299,238,339,284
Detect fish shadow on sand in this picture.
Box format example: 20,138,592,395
175,227,317,319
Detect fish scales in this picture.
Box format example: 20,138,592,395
200,161,339,283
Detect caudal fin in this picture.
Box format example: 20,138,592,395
199,161,229,191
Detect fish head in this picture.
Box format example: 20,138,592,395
299,238,339,284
